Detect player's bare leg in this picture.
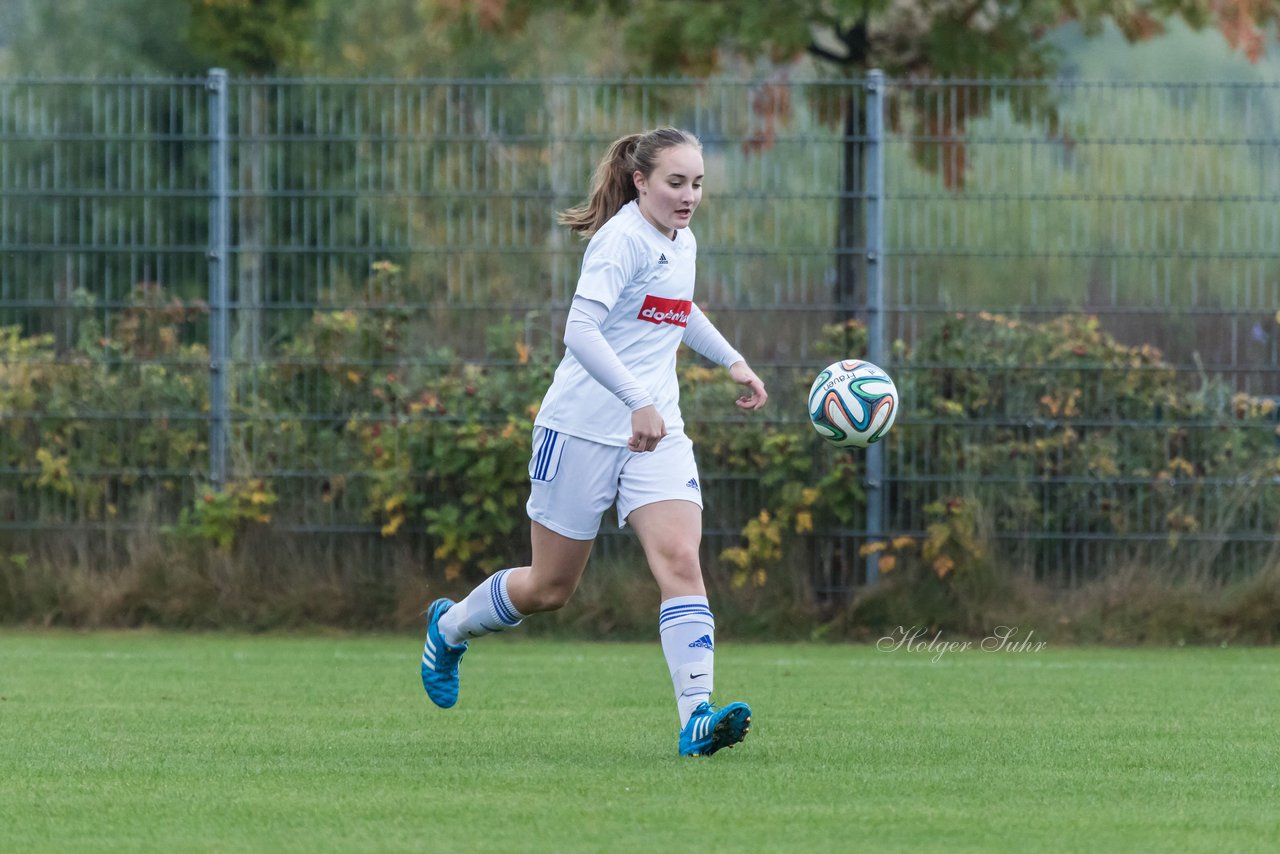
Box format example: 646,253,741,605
628,499,705,600
504,522,594,614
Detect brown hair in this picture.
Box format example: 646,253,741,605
557,127,701,238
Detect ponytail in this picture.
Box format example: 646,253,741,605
558,127,700,239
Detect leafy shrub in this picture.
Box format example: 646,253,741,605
1,276,1278,636
0,286,207,526
171,480,278,550
712,311,1280,633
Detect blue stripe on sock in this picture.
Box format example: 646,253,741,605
660,603,712,617
490,569,521,626
660,604,713,627
500,569,523,624
489,576,510,625
661,605,711,615
660,614,713,627
660,614,713,628
489,582,513,626
498,592,519,625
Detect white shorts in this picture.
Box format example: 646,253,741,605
526,426,704,540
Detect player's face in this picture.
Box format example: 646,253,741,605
634,144,703,239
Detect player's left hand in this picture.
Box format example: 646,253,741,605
728,361,768,411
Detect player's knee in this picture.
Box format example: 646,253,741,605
658,545,703,586
524,577,578,613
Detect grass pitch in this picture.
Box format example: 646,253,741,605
1,631,1277,853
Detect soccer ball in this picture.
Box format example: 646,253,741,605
807,359,898,448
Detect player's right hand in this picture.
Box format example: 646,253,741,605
628,405,666,453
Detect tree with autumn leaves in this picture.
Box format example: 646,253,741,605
451,0,1279,309
8,0,1277,79
5,0,1277,311
523,0,1280,76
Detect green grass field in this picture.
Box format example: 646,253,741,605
1,631,1277,853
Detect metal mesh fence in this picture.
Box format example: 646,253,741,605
1,73,1277,589
0,78,212,533
882,80,1280,586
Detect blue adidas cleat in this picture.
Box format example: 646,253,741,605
421,598,468,708
678,700,752,757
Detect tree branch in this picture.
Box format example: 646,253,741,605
837,9,869,67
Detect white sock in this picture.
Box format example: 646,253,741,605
659,595,715,728
438,568,526,646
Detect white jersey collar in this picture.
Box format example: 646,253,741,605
625,200,692,249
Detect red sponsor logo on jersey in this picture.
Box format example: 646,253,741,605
637,295,692,327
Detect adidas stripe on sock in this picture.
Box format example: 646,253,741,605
659,595,715,728
438,568,526,646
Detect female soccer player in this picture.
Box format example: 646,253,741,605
420,127,768,757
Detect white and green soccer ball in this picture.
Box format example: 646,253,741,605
807,359,898,448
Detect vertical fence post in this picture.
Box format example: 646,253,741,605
863,69,887,586
207,68,230,489
547,81,566,351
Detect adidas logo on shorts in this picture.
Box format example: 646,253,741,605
686,477,699,491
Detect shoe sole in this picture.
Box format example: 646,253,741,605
685,703,752,757
706,704,751,755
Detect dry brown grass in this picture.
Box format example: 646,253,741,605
3,528,1278,644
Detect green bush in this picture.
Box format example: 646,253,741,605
706,311,1280,636
0,286,208,526
1,281,1278,637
